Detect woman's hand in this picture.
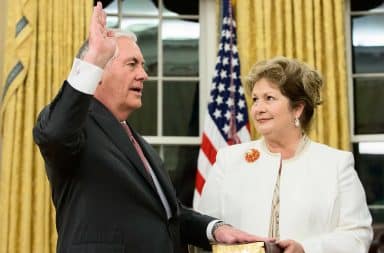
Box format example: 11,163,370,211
277,239,305,253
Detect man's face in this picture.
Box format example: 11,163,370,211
100,37,148,116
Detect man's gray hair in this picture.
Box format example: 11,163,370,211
76,30,138,59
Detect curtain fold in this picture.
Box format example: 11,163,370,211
234,0,350,150
0,0,92,252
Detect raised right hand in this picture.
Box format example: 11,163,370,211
83,1,117,68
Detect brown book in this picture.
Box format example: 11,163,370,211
212,242,282,253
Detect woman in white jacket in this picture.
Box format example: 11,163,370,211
197,57,373,253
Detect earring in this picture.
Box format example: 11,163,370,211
294,117,300,127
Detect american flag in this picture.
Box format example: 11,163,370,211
193,0,250,208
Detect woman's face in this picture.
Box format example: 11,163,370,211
250,78,302,138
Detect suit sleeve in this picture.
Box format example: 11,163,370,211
300,152,373,253
33,59,102,175
178,203,216,250
33,82,92,174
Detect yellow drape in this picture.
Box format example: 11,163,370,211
0,0,92,252
233,0,350,150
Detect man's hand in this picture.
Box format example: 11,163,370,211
83,1,117,68
277,239,305,253
213,225,273,244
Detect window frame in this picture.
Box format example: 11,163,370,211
346,0,384,214
105,0,217,152
346,0,384,142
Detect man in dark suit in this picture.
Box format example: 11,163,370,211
33,2,266,253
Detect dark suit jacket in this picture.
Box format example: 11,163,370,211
33,82,214,253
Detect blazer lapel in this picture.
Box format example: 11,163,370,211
134,133,178,214
89,99,157,191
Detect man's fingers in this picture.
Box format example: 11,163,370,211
250,235,275,243
215,226,274,244
102,8,107,27
96,3,106,27
91,2,109,39
96,3,105,26
93,1,115,41
91,3,102,30
94,2,103,23
96,1,103,10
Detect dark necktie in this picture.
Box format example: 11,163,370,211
121,122,151,173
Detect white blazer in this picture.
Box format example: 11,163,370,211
197,139,373,253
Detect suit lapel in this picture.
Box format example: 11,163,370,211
89,99,178,216
133,133,178,214
89,99,157,191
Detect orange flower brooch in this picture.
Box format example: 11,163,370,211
245,148,260,163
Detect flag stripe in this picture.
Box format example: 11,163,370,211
194,169,206,194
201,133,217,165
197,149,211,175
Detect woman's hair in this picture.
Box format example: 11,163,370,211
245,56,323,133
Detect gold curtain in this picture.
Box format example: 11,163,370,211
232,0,350,150
0,0,92,252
